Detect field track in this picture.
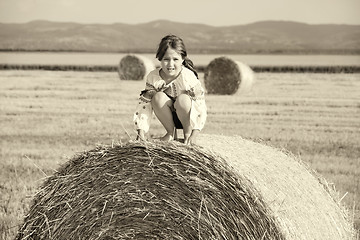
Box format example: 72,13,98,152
1,64,360,73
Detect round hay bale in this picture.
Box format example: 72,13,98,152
16,136,355,239
17,141,284,239
118,54,155,80
204,56,255,95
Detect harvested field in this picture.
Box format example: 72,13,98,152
0,70,359,239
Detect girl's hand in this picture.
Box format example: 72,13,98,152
136,129,146,141
154,80,167,91
185,136,196,145
184,129,199,145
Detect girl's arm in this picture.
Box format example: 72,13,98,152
186,81,207,132
133,78,159,138
182,72,207,143
134,77,168,139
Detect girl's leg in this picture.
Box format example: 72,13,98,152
174,94,192,143
151,92,174,141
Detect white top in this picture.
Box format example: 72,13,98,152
133,67,207,133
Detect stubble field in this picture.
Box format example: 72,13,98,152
0,70,359,239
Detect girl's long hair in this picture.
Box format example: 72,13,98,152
156,35,199,79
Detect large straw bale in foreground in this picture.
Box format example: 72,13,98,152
204,56,255,95
118,54,155,80
17,135,354,239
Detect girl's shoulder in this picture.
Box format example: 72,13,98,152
146,68,161,81
148,68,160,77
181,67,197,78
180,67,198,84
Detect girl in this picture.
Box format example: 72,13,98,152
133,35,207,145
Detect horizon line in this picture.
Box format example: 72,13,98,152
1,19,359,27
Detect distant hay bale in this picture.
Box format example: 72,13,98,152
16,135,354,239
118,54,155,80
204,56,255,95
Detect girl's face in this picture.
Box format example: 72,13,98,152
160,47,183,80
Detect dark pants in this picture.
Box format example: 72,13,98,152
172,111,183,129
167,93,183,129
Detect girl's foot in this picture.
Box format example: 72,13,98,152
184,136,196,145
183,133,191,145
160,133,174,142
184,130,199,145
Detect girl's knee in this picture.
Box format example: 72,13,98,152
152,92,171,107
174,94,191,110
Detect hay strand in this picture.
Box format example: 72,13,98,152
118,54,155,80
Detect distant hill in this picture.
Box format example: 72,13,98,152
0,20,359,54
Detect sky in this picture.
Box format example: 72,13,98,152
0,0,359,26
